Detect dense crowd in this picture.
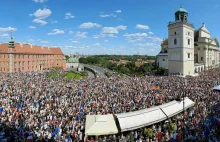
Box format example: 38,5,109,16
0,68,219,142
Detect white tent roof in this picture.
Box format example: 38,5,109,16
115,106,167,132
213,85,220,91
85,114,118,136
160,97,195,118
115,97,195,132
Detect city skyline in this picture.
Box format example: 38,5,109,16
0,0,220,55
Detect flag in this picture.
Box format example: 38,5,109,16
18,103,22,111
19,129,24,138
204,125,210,137
0,108,3,113
67,135,71,142
51,128,59,137
76,115,80,121
80,104,84,112
211,117,218,127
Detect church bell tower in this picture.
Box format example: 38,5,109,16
168,5,194,76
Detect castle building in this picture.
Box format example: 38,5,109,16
156,6,220,76
0,36,66,73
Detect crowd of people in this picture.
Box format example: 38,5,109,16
0,68,219,142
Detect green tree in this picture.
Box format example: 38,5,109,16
155,67,168,75
120,66,130,74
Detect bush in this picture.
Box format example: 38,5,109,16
144,128,153,138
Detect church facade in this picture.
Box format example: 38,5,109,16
156,6,220,76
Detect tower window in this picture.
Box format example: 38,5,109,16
188,53,190,59
188,39,190,45
201,57,203,61
162,59,165,61
174,32,176,35
174,39,177,45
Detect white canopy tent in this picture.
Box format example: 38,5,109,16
115,106,167,132
85,114,118,136
116,97,195,132
160,97,195,118
213,85,220,91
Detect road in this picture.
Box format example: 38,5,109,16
81,63,128,78
85,70,95,78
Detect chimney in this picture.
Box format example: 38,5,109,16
42,46,44,49
19,42,23,48
30,44,33,48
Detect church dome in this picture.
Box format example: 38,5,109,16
175,7,187,14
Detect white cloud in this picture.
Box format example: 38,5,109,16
104,40,108,42
148,32,154,34
69,31,73,34
65,45,73,48
29,26,36,29
33,19,47,25
134,43,159,48
48,29,65,35
79,22,101,29
41,40,49,44
136,24,150,30
0,34,9,37
115,10,122,13
93,35,99,39
0,27,17,33
51,20,58,24
75,32,87,39
102,27,118,36
124,33,147,42
147,36,163,42
115,25,127,30
99,12,116,18
94,43,100,46
32,0,47,3
124,33,147,38
28,39,35,42
30,8,52,19
72,41,79,43
65,13,75,19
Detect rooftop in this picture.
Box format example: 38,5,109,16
0,43,63,55
175,5,187,13
67,57,79,63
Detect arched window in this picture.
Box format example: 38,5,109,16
188,39,190,45
174,38,177,45
162,59,165,61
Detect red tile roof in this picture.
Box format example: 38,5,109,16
0,43,63,55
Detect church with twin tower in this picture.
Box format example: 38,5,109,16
156,6,220,76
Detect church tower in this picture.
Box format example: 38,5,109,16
168,5,194,76
8,35,15,75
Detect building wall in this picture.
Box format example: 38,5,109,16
199,30,210,38
0,53,65,73
66,62,79,69
168,23,195,76
157,55,168,69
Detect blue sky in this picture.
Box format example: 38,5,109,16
0,0,219,55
